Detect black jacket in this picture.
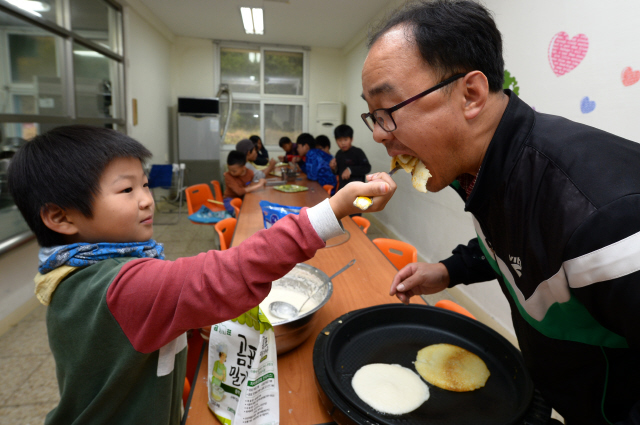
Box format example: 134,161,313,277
333,146,371,189
441,91,640,425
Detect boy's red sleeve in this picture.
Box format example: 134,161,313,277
106,208,324,353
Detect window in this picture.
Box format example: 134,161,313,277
218,44,307,147
0,1,125,254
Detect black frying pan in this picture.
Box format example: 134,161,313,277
313,304,539,425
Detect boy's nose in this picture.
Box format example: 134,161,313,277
140,189,154,209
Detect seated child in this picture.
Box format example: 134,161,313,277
291,132,315,174
7,125,395,425
277,136,297,163
315,134,332,155
223,150,265,215
330,124,371,192
236,139,276,178
249,134,269,166
298,135,335,190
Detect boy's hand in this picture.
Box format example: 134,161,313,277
329,173,396,220
329,158,337,171
341,168,351,180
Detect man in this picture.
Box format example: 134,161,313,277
361,1,640,424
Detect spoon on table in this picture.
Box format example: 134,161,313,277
269,259,356,320
353,166,402,210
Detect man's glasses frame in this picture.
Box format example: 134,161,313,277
361,73,467,132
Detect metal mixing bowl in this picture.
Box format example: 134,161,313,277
268,263,333,355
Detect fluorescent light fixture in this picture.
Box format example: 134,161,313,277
6,0,51,16
253,114,259,118
74,50,103,57
240,7,264,35
252,8,264,35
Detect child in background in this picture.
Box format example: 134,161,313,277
291,133,315,174
249,134,269,166
236,139,276,179
223,150,265,215
315,134,332,155
277,136,297,163
303,135,335,192
7,125,395,425
330,124,371,191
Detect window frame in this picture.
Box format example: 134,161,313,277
215,42,309,149
0,0,126,255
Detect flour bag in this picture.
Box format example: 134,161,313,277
207,306,279,425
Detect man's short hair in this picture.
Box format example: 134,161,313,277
7,125,152,247
334,124,353,140
315,135,331,150
249,135,261,145
296,133,315,149
368,0,504,92
278,137,292,148
227,150,247,167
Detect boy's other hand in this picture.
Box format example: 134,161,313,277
269,158,276,165
329,173,396,220
341,168,351,180
329,158,337,171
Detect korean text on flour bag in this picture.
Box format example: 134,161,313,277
207,306,279,425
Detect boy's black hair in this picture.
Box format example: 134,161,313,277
278,137,292,148
7,125,152,247
334,124,354,140
315,135,331,150
227,150,247,167
296,133,315,149
368,0,504,92
249,135,261,145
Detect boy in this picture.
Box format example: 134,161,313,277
7,125,395,425
315,134,332,155
291,132,315,174
236,138,276,179
297,135,335,190
223,150,265,214
249,134,269,166
277,136,297,162
330,124,371,191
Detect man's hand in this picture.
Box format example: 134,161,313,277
389,262,450,304
341,167,351,180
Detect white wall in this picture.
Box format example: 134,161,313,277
341,0,640,336
124,5,174,163
308,47,345,137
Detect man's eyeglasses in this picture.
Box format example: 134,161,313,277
361,73,466,132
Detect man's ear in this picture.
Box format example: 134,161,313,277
462,71,489,121
40,204,79,236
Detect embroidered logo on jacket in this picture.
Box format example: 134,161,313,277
509,255,522,277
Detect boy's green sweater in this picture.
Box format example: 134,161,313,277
44,259,186,425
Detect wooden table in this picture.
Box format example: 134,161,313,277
183,177,425,425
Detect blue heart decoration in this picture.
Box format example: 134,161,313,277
580,96,596,114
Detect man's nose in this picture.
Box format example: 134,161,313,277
372,123,392,144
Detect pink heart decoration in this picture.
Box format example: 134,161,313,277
548,32,589,76
622,67,640,87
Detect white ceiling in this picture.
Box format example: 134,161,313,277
136,0,392,49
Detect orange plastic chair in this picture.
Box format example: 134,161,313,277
435,299,477,320
210,180,223,203
352,216,370,234
185,183,224,221
322,184,334,196
215,217,237,250
230,198,242,217
182,377,191,407
372,238,418,270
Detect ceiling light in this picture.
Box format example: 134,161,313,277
6,0,50,17
240,7,264,35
